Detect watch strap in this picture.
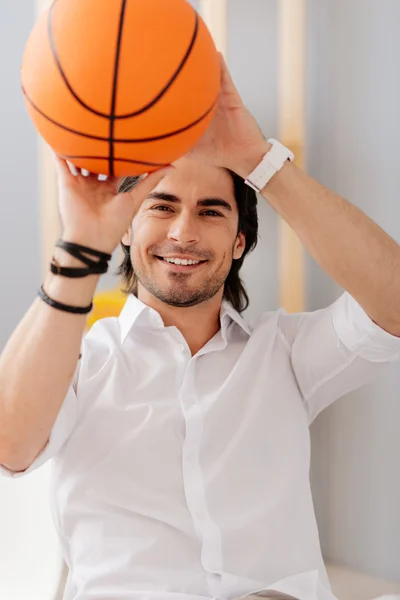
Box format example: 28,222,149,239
245,139,295,193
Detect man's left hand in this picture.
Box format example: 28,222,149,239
186,53,269,179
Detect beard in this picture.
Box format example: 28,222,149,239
131,250,233,308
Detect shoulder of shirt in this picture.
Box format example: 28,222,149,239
251,306,307,353
80,317,123,362
76,317,127,384
85,316,121,342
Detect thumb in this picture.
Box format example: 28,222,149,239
119,166,174,220
52,153,71,181
134,166,174,194
119,166,174,199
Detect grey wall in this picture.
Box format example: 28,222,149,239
0,3,40,351
307,0,400,581
0,7,64,600
188,0,200,11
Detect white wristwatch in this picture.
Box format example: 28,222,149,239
244,139,295,193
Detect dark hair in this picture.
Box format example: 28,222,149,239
116,170,258,312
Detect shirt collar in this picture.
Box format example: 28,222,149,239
220,299,252,338
119,294,252,344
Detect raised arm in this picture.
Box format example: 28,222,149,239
188,54,400,337
0,161,170,473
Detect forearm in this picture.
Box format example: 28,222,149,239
0,247,100,470
261,160,400,335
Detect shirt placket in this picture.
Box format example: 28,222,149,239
178,350,223,595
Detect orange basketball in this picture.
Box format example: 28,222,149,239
21,0,221,177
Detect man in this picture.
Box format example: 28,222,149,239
0,56,399,600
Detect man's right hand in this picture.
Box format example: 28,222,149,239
54,156,172,254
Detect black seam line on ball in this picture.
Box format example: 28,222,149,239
22,87,218,142
47,3,199,121
109,0,128,177
60,155,170,167
113,8,199,120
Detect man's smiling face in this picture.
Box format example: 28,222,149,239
123,158,246,308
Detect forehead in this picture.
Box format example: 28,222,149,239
152,157,236,207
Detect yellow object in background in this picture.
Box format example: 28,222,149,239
86,288,128,331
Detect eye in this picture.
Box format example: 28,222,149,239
151,205,173,212
201,210,223,217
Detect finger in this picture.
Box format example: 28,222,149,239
116,167,173,224
53,153,71,178
81,169,105,181
132,167,173,197
66,161,79,176
121,168,173,209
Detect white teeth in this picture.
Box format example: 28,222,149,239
164,258,200,266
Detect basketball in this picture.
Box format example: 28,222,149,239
21,0,221,177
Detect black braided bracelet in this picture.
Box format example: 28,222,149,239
56,240,112,262
38,285,93,315
50,259,109,278
51,239,112,279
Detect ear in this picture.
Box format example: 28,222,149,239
122,227,132,246
233,232,246,260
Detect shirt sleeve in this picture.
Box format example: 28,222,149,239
278,291,400,424
0,359,81,479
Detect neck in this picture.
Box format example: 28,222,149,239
137,285,223,356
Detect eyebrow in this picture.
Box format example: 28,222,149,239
146,192,233,212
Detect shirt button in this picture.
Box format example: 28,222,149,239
179,345,185,352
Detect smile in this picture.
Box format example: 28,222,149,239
155,256,208,270
163,257,201,266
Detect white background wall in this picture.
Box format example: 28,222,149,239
0,1,399,598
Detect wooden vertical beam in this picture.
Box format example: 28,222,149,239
199,0,227,57
277,0,306,313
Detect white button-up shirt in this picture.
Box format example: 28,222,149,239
2,292,400,600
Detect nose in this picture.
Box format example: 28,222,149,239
167,211,200,245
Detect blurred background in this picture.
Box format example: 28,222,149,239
0,0,399,599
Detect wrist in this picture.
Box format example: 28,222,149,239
232,140,272,180
62,232,117,256
53,246,86,269
50,239,111,281
43,244,103,307
43,270,100,308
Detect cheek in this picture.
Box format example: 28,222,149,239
132,216,168,248
214,223,240,251
219,219,240,243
